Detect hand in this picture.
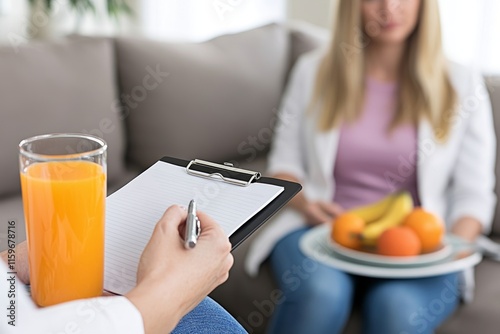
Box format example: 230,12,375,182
126,205,233,334
271,173,344,225
300,201,344,226
451,216,483,243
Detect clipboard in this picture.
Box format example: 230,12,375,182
103,156,301,295
160,156,302,249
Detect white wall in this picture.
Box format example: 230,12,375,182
287,0,332,29
0,0,28,43
140,0,286,42
438,0,500,74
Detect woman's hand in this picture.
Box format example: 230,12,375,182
126,205,233,334
299,201,344,226
272,173,344,226
451,216,483,242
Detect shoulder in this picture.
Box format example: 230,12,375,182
291,48,327,80
446,60,487,99
283,48,327,102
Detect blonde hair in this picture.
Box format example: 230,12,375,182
312,0,457,140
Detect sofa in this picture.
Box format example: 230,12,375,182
1,23,499,334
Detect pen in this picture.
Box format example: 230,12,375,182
185,199,200,249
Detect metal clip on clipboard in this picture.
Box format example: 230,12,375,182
186,159,261,187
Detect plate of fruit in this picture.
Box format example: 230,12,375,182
328,192,453,266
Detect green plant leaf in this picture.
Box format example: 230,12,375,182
85,0,96,13
107,0,132,18
27,0,132,18
27,0,54,11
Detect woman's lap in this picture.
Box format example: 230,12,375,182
268,227,460,334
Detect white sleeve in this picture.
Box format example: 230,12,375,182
0,261,144,334
448,71,497,233
266,53,318,180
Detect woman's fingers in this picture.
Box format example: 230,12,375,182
196,211,224,233
306,204,331,225
157,205,188,235
304,201,345,225
319,201,344,217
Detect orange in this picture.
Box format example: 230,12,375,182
403,208,444,253
377,226,422,256
331,213,365,249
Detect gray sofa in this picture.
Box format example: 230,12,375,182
1,23,499,334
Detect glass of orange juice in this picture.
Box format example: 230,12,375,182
19,133,107,307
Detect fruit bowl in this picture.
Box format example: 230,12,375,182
327,234,453,266
300,224,482,278
332,192,447,259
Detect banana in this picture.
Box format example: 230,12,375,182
348,192,400,223
360,192,414,246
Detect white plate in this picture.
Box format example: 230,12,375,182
299,224,482,279
327,227,453,267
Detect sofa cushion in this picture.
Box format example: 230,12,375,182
0,37,126,197
115,24,290,170
486,76,500,236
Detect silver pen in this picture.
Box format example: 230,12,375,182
185,199,200,249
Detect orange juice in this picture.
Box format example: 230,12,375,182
20,160,106,307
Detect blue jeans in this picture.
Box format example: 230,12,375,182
172,297,247,334
267,228,460,334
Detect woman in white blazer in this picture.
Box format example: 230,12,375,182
245,0,496,333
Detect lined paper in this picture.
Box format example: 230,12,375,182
104,161,284,295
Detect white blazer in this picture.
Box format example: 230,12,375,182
0,261,144,333
245,50,496,276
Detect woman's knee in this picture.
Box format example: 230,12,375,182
270,228,354,302
365,281,420,314
363,276,460,333
280,263,354,305
366,275,460,312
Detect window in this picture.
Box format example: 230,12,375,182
439,0,500,74
140,0,286,42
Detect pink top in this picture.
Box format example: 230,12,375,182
333,77,420,210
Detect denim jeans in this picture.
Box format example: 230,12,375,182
172,297,247,334
267,228,460,334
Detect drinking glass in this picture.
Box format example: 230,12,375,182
19,134,107,306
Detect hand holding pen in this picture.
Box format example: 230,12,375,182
129,205,233,331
